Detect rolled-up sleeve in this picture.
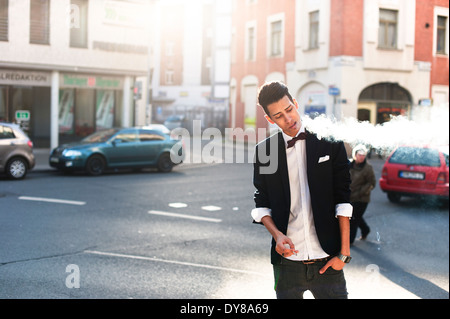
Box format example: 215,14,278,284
335,203,353,218
251,207,272,223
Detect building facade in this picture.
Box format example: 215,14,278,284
150,0,231,132
229,0,296,137
0,0,153,148
230,0,449,138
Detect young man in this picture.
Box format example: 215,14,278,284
252,81,353,299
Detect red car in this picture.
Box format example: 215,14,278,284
379,145,449,203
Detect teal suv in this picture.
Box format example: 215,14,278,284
49,127,184,176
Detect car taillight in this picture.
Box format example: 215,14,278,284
27,140,33,148
381,167,388,179
437,172,447,184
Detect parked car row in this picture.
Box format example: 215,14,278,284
2,121,449,205
1,123,184,179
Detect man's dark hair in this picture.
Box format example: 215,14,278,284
257,81,294,116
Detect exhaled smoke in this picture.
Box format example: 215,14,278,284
303,104,449,154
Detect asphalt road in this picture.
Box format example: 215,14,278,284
0,153,448,300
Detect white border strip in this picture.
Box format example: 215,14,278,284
84,250,265,276
18,196,86,206
148,210,222,223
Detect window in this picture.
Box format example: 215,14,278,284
113,129,138,143
309,11,319,49
165,70,174,85
70,0,88,48
0,125,15,139
378,9,398,49
270,20,282,56
389,147,441,167
246,26,256,61
436,15,447,55
139,130,164,142
30,0,50,45
166,42,175,56
0,0,8,41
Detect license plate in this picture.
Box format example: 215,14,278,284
50,157,59,163
399,171,425,180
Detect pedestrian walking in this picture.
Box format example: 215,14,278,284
349,144,376,243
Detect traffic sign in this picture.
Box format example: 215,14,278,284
15,110,30,121
328,86,340,96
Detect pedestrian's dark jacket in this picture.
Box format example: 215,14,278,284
349,159,376,203
253,131,351,265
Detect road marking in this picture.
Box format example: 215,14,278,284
201,205,222,211
84,250,266,277
18,196,86,206
168,202,188,208
148,210,222,223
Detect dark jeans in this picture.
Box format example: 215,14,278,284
273,258,348,299
350,201,370,244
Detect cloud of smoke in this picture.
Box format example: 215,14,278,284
303,104,449,154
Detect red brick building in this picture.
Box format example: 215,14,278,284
229,0,296,137
230,0,449,137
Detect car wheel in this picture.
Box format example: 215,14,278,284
6,157,28,180
387,192,401,203
86,155,106,176
157,153,173,173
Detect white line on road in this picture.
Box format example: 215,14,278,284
84,250,266,277
18,196,86,206
201,205,222,211
148,210,222,223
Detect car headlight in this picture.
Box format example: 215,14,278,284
62,150,82,157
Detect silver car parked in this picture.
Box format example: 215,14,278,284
0,122,35,180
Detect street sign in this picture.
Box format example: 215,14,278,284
328,86,340,96
15,110,30,121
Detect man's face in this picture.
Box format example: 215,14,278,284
265,95,302,137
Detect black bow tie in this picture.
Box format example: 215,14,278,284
287,132,307,148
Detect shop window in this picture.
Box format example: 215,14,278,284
30,0,50,45
0,87,6,121
59,89,75,134
96,90,115,131
75,89,95,137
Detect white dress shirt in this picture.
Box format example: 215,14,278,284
251,127,353,261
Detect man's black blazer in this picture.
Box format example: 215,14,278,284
253,131,351,265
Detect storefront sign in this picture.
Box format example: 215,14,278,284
103,0,147,28
60,74,123,89
0,70,51,86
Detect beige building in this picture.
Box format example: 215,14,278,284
0,0,153,148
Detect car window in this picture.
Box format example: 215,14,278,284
83,129,119,143
0,125,15,139
139,130,165,142
389,147,441,167
113,129,138,143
